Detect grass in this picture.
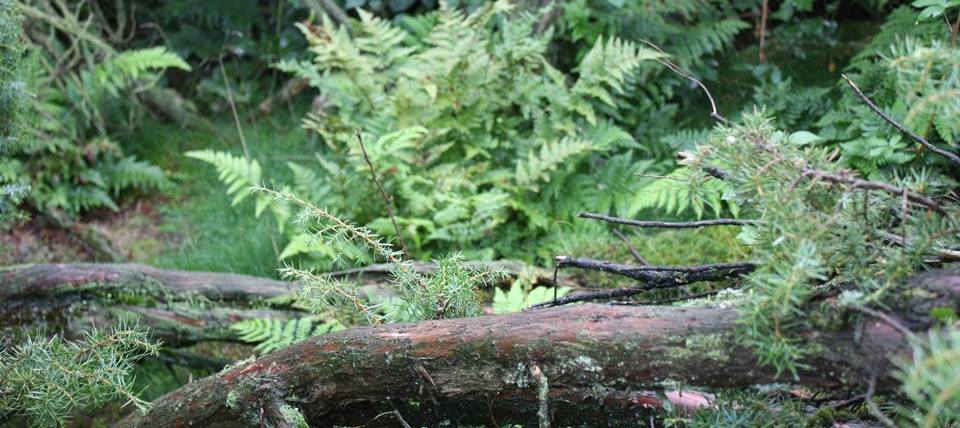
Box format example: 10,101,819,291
126,110,314,278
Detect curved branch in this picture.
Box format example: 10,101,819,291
841,74,960,168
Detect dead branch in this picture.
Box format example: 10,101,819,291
579,212,761,228
841,74,960,168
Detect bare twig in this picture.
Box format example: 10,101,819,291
355,130,411,260
633,173,683,181
883,232,960,261
610,228,650,266
800,167,948,217
830,394,865,409
371,410,413,428
580,212,762,228
848,305,919,344
865,374,898,428
841,74,960,168
527,286,651,309
639,39,725,123
611,289,724,305
676,151,731,180
525,257,757,309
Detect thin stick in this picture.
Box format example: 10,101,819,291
801,167,948,217
218,41,250,163
865,374,898,428
355,130,411,260
526,257,757,309
759,0,769,63
840,74,960,168
633,173,683,181
580,212,762,228
848,305,919,344
611,289,723,305
611,228,650,266
371,410,413,428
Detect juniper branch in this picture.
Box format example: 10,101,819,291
800,167,948,217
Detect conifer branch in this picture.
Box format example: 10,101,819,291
579,212,762,228
840,74,960,168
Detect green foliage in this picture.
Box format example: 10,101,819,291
256,186,506,325
254,0,660,259
0,0,29,229
0,322,160,427
928,307,959,325
895,329,960,426
493,284,571,314
672,111,958,379
16,1,191,216
184,149,290,231
814,5,958,180
230,317,344,354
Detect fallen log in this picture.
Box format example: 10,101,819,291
3,264,956,427
113,300,916,428
0,261,567,350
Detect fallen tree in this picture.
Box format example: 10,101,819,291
107,266,959,428
3,263,957,426
0,261,563,350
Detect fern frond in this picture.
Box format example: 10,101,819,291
230,318,343,354
516,136,595,187
185,149,261,206
102,156,168,194
94,47,191,94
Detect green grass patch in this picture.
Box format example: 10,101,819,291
128,112,315,278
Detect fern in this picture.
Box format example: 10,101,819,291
101,156,169,194
230,318,344,354
516,136,595,188
630,167,728,219
493,284,572,314
254,0,664,258
95,46,192,95
185,149,290,231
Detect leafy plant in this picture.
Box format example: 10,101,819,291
17,0,191,216
0,322,160,427
256,186,505,324
493,283,571,314
189,0,662,262
230,317,344,354
895,329,960,426
0,0,29,229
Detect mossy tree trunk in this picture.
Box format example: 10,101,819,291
111,299,923,428
2,264,958,427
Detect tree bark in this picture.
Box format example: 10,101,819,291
3,264,957,427
112,301,918,428
0,261,564,350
